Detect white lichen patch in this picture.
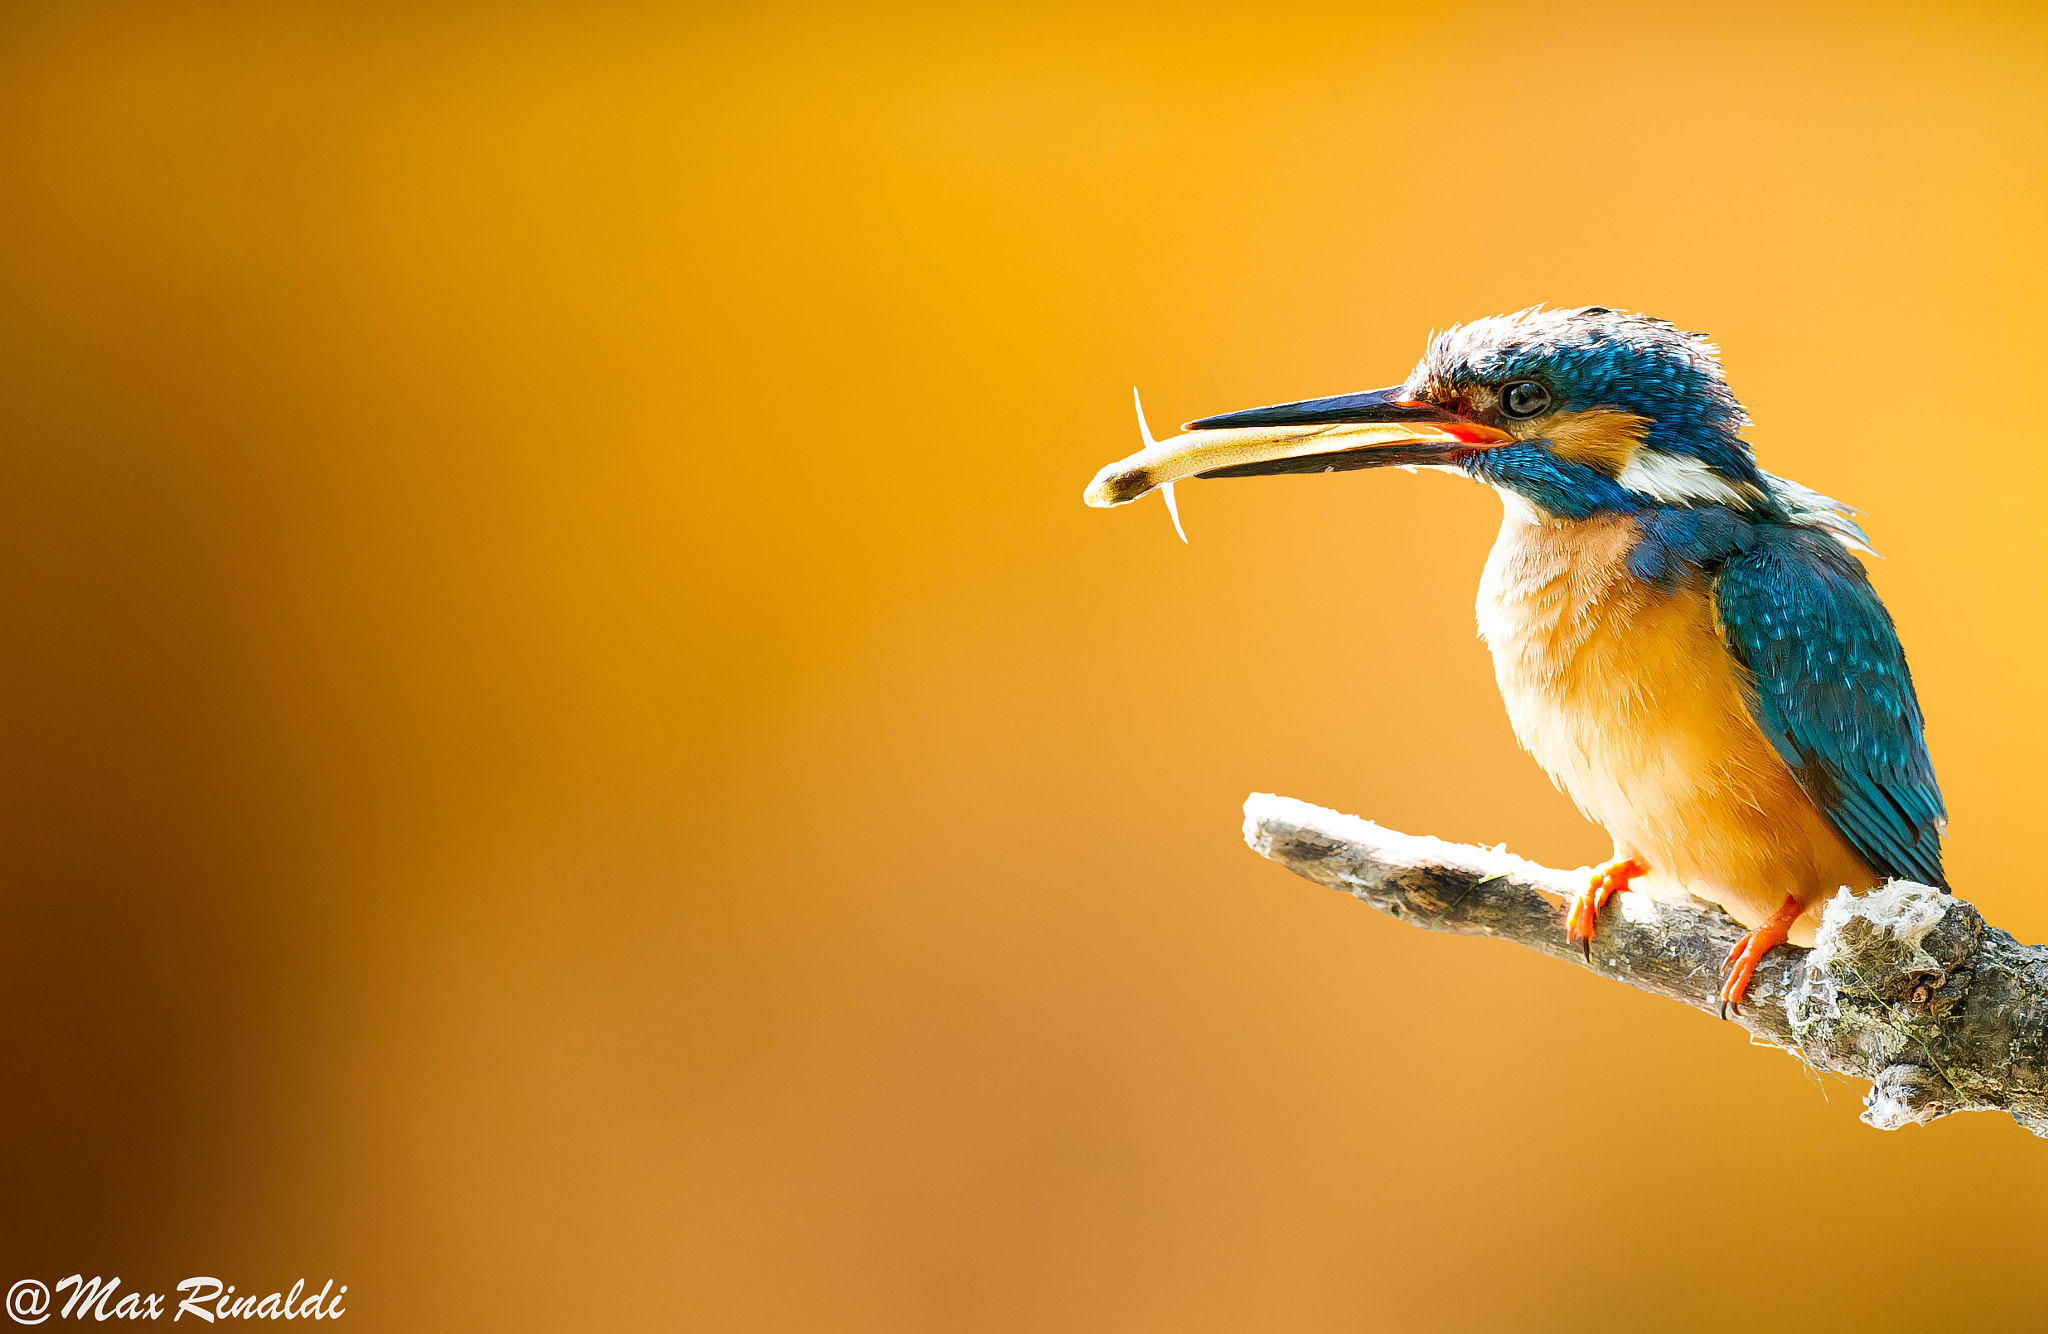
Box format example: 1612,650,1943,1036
1812,881,1948,983
1791,881,1956,1086
1242,793,1571,895
1863,1064,1951,1130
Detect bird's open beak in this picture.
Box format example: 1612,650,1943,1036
1083,386,1510,509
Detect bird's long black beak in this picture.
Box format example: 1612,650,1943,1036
1083,385,1508,509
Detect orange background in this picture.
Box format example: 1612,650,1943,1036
2,2,2045,1329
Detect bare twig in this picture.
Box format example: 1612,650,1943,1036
1244,793,2048,1137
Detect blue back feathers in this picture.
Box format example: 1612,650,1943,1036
1716,529,1946,888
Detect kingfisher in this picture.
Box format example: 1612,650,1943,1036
1083,306,1946,1014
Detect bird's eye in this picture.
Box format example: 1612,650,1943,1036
1500,381,1551,418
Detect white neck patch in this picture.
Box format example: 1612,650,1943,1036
1615,450,1756,507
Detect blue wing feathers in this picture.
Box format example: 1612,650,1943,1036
1713,528,1947,889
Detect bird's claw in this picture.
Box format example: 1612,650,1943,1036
1563,857,1646,962
1716,894,1803,1019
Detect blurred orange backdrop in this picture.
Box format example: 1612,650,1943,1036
2,1,2046,1329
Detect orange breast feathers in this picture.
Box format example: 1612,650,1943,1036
1473,511,1878,945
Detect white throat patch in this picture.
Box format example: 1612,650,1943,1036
1494,488,1548,527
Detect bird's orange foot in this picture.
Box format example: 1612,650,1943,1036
1718,894,1804,1019
1565,857,1646,961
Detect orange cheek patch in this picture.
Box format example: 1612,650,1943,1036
1542,408,1652,476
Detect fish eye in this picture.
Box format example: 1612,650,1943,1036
1500,381,1551,418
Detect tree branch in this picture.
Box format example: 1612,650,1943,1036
1243,792,2048,1138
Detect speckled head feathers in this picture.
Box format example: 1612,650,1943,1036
1407,306,1760,488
